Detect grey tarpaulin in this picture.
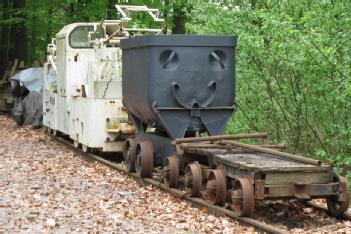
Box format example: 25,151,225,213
11,68,44,128
11,68,44,92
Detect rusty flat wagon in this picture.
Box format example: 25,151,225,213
171,133,349,217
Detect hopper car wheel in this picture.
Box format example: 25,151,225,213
326,176,349,217
231,177,255,217
135,141,154,178
184,161,202,197
82,145,90,153
206,169,227,206
123,139,137,173
163,155,179,188
73,140,80,148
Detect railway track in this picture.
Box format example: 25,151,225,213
54,136,351,233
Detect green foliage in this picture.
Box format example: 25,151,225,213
187,1,351,177
1,0,113,64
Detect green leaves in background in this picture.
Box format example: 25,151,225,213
186,1,351,180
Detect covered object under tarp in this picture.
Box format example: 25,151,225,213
11,68,44,128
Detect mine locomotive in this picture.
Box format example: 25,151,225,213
43,5,349,218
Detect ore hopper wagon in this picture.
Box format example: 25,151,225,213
120,35,349,217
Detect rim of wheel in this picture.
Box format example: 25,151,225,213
123,139,137,173
184,161,202,197
327,176,349,217
135,141,153,178
206,169,226,206
163,155,179,188
231,177,255,217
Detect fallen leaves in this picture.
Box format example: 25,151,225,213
0,116,249,233
46,218,56,227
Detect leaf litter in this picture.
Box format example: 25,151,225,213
0,116,252,233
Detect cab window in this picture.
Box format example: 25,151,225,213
69,26,103,48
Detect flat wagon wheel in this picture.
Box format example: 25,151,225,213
327,176,349,217
123,138,137,173
231,177,255,217
184,161,202,197
206,169,226,206
163,155,179,188
135,141,154,178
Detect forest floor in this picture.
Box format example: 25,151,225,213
0,116,253,233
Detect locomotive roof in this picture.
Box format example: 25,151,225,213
120,35,237,50
56,22,98,39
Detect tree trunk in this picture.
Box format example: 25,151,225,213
46,7,53,45
1,0,10,77
107,0,116,18
13,0,27,66
28,15,38,64
172,3,186,34
164,0,170,33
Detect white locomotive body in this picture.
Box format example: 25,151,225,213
43,22,134,152
42,5,164,153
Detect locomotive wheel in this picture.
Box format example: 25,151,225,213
231,177,255,217
206,169,226,206
123,138,137,173
47,127,53,136
51,129,58,137
163,155,179,188
43,126,49,134
135,141,154,178
73,140,80,148
82,145,90,153
184,161,202,197
326,177,349,217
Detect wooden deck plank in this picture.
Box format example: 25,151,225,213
185,148,331,173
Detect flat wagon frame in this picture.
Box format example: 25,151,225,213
167,133,349,217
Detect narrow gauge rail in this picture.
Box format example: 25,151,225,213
54,136,287,234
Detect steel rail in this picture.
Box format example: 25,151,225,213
173,132,269,144
53,137,287,234
304,201,351,220
179,143,285,150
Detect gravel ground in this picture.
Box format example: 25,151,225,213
0,116,254,233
